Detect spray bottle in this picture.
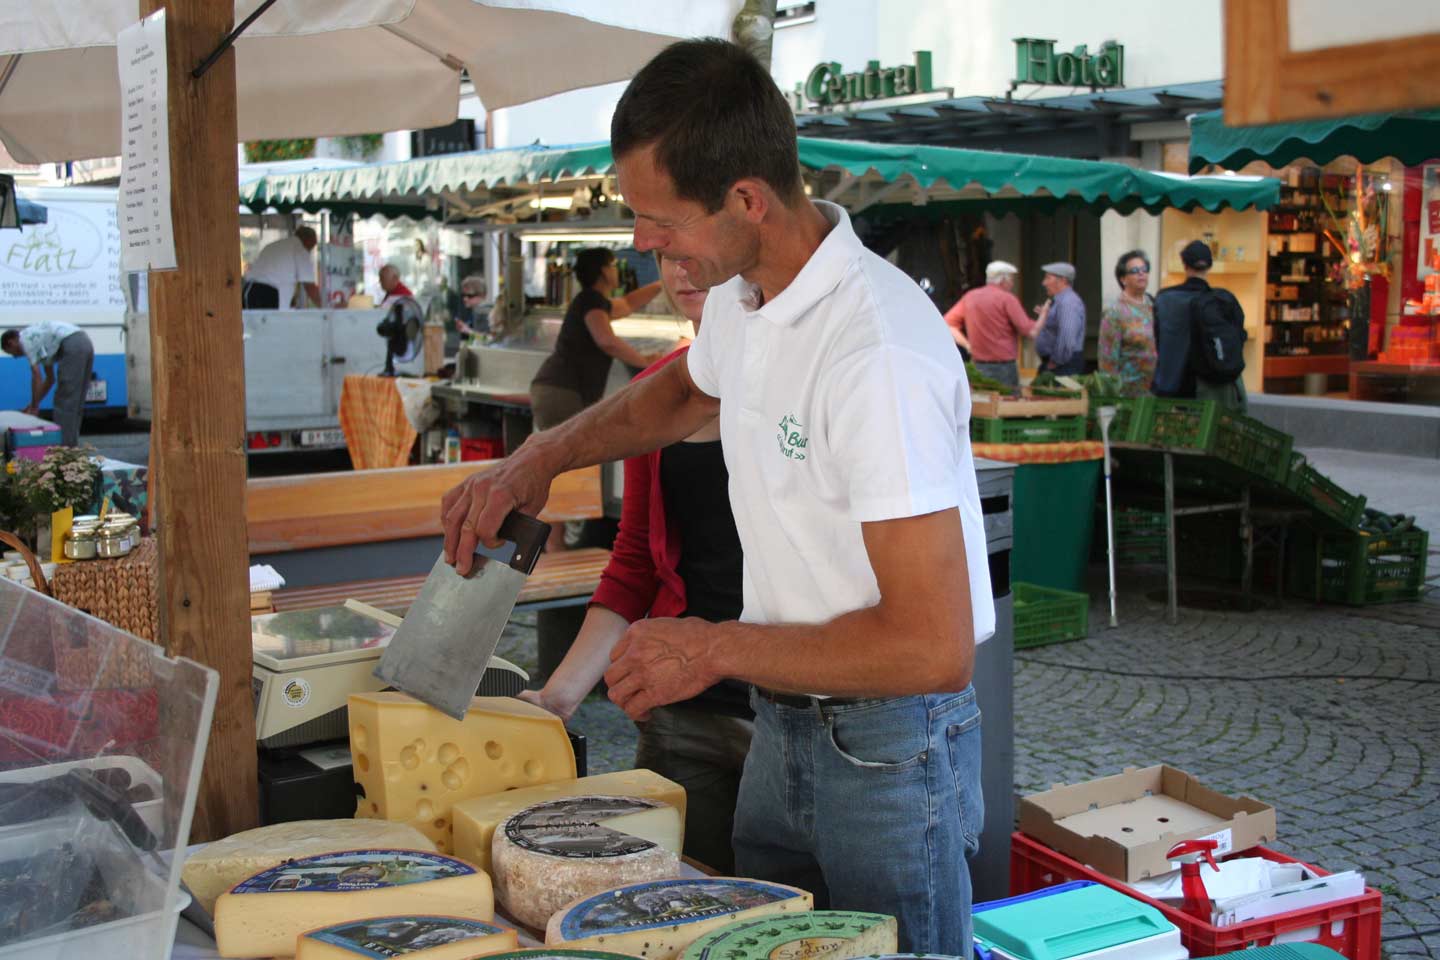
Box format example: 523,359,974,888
1165,838,1221,923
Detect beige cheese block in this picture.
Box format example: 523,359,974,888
181,819,437,915
296,915,518,959
680,911,898,960
348,692,577,852
493,797,684,930
453,769,687,873
214,848,494,959
546,877,814,960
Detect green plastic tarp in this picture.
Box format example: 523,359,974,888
1188,108,1440,173
239,137,1279,220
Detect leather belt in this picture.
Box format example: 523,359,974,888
753,686,868,709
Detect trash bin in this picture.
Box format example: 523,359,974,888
973,458,1015,902
1010,459,1101,592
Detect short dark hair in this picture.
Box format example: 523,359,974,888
612,38,803,213
1,330,18,351
574,248,615,288
1114,249,1151,289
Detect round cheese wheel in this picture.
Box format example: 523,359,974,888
492,796,683,930
681,911,899,960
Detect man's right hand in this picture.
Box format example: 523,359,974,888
441,439,560,575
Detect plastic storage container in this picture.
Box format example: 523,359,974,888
975,880,1187,960
4,424,62,463
973,416,1087,445
1287,526,1429,605
1009,833,1382,960
0,579,218,959
1013,583,1090,649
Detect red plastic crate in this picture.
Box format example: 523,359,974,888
1010,832,1382,960
460,436,504,461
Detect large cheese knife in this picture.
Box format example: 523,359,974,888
373,511,551,720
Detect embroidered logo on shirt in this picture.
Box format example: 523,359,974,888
776,414,808,461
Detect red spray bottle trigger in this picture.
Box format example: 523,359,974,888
1166,839,1221,923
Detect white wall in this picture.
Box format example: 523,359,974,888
773,0,1223,102
489,82,629,149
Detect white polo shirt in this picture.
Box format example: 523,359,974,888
686,200,995,645
245,236,315,308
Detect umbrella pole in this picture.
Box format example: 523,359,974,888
1098,406,1119,629
141,0,258,841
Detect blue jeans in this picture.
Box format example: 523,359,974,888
733,688,984,955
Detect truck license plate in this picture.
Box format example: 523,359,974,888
85,379,107,404
299,428,346,447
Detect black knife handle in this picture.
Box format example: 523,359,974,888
497,511,551,575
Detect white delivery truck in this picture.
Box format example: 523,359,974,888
0,186,130,416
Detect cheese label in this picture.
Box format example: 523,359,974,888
232,849,475,894
684,912,898,960
504,797,664,859
307,917,507,957
558,879,807,939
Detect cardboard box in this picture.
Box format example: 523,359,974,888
1018,765,1277,882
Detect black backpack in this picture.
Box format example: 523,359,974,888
1189,289,1246,383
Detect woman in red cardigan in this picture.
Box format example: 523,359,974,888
520,255,751,873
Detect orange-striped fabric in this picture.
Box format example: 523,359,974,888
338,375,417,470
972,440,1104,464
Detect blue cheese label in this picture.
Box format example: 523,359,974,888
306,917,506,957
231,849,473,894
504,796,662,859
558,879,805,939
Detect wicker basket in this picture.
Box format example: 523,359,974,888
48,536,160,690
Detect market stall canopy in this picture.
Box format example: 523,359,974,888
240,137,1281,221
0,0,742,164
1187,108,1440,173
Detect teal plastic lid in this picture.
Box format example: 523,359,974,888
973,883,1174,960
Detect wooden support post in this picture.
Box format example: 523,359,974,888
141,0,258,841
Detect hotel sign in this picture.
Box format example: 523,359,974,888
1013,39,1125,89
792,51,935,110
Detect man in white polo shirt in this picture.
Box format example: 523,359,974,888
440,39,993,955
243,226,320,309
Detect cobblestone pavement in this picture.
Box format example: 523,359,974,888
500,578,1440,959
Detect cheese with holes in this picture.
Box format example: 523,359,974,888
681,911,898,960
546,878,814,960
348,692,576,852
214,849,494,959
296,915,517,959
454,769,687,873
182,820,437,915
493,796,683,929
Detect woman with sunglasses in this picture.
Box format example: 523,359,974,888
521,254,751,874
1099,250,1158,395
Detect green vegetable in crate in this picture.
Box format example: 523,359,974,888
965,361,1008,392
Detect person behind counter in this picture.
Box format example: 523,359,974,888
529,248,664,432
521,254,751,873
243,226,321,309
379,264,414,304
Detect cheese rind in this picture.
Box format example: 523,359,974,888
181,819,436,915
546,878,814,960
453,769,687,873
493,796,683,930
348,692,576,852
214,848,494,959
681,911,898,960
296,915,517,959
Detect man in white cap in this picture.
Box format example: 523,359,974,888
1034,261,1086,376
942,261,1046,390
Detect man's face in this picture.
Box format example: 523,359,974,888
616,144,759,292
1,339,21,359
380,268,398,293
1042,273,1066,297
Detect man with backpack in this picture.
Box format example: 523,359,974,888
1152,240,1248,411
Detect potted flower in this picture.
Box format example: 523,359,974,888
13,447,101,560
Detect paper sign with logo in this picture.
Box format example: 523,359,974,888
0,202,126,312
320,243,364,308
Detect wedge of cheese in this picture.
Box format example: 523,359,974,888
214,849,493,959
296,915,517,959
493,796,684,929
453,768,687,873
546,878,814,960
182,819,436,915
348,692,576,852
681,912,898,960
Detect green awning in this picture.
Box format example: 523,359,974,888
1188,108,1440,173
240,137,1279,220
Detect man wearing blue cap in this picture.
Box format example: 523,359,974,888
1034,262,1086,376
1153,240,1248,411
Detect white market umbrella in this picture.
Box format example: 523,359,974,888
0,0,742,163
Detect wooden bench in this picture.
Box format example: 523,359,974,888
248,461,609,611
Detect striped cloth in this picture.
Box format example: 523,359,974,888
338,375,418,469
972,440,1104,464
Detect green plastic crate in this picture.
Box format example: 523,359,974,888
1013,582,1090,648
1285,454,1367,528
1137,398,1220,450
1213,413,1295,484
972,415,1086,445
1086,395,1153,443
1289,526,1430,605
